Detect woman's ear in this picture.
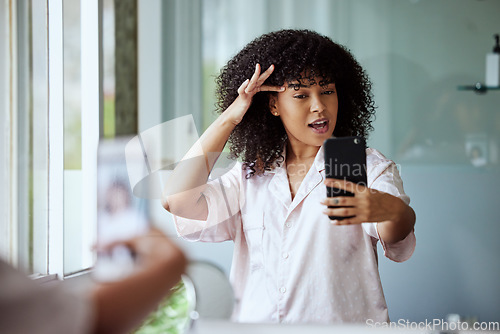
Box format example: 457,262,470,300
269,95,279,116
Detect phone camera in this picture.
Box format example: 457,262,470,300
354,138,360,144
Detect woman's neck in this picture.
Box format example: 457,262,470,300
286,140,320,163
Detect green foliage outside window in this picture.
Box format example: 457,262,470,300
103,97,116,138
134,280,191,334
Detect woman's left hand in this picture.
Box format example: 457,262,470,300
321,178,406,225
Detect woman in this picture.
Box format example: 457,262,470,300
162,29,416,324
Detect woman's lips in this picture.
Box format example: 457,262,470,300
308,119,329,134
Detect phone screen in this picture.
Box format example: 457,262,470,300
93,136,149,281
324,136,367,220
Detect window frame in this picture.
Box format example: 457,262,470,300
1,0,102,280
0,0,18,265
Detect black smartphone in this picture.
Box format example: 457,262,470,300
323,136,367,220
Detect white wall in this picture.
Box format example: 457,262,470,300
361,0,500,323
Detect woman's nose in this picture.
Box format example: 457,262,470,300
310,95,326,113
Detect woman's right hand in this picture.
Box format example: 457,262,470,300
225,63,285,125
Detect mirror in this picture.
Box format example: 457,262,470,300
129,0,500,328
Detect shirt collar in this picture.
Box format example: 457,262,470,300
313,145,326,173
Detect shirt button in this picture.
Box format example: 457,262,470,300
285,222,291,228
282,252,289,259
280,287,286,294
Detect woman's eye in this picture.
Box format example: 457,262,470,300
293,94,307,99
323,90,335,95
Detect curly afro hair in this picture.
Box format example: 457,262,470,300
215,29,376,177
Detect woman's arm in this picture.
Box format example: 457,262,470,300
374,196,415,244
161,64,284,220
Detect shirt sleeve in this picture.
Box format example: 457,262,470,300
172,162,242,243
361,149,416,262
0,260,94,334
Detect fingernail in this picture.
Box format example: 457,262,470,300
331,220,339,225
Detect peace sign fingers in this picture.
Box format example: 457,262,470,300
244,64,284,95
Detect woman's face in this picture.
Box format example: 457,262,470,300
271,78,338,149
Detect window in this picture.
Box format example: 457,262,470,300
0,0,17,265
1,0,101,278
63,0,101,276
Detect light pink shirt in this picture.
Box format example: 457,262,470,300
173,147,415,324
